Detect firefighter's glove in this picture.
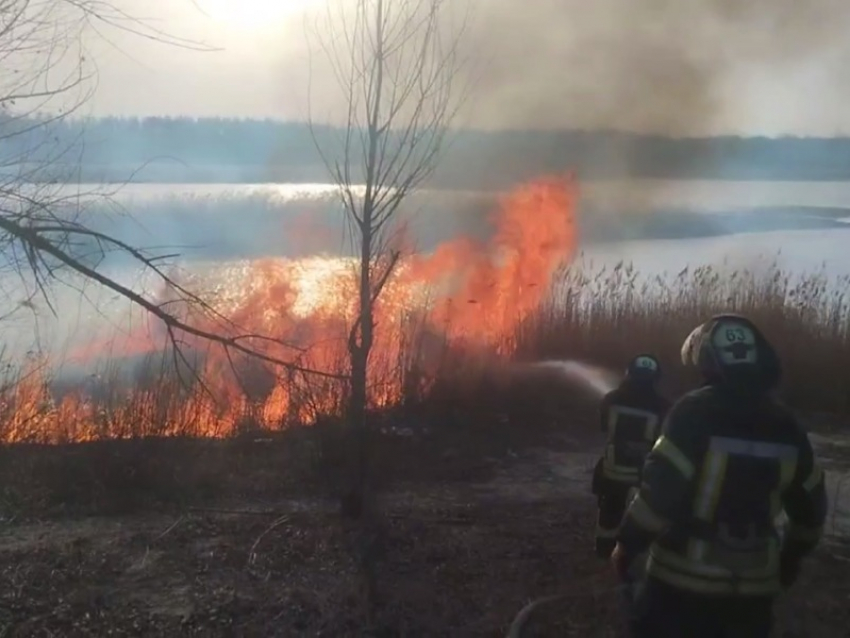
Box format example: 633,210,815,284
780,549,803,589
611,542,634,582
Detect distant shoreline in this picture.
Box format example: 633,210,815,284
7,116,850,185
8,163,850,187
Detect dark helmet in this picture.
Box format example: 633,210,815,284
680,313,781,391
625,354,661,383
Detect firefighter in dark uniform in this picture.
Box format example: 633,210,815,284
593,354,669,558
611,314,828,638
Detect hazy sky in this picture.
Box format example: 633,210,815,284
77,0,850,136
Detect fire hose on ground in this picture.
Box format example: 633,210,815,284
504,583,633,637
504,561,643,637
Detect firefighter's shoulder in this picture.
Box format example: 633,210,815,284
645,391,708,485
664,386,715,421
760,398,810,446
655,388,719,449
601,386,624,404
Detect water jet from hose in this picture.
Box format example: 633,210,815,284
529,359,620,397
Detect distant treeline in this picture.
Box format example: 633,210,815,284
3,114,850,185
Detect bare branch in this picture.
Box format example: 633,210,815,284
0,0,344,394
0,214,347,379
309,0,470,264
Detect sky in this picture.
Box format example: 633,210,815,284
43,0,850,136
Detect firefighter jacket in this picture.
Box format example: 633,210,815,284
600,381,669,486
617,384,828,597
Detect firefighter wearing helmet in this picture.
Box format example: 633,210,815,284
612,315,827,638
593,353,669,558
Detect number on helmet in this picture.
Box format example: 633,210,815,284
633,356,658,371
711,321,758,365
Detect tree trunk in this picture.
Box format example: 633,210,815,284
349,342,369,497
343,227,380,626
344,1,385,624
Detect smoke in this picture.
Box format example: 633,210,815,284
67,0,850,139
458,0,850,136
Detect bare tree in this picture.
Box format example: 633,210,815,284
307,0,471,623
0,1,343,400
309,0,469,497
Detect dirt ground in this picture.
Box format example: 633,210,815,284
0,426,847,637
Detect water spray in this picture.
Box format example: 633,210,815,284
525,359,621,397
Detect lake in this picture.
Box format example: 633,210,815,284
5,179,850,360
51,178,850,211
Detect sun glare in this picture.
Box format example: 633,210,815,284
199,0,319,30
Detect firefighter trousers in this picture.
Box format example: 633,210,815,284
594,477,633,559
629,577,774,638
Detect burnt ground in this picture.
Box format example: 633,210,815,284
0,420,847,637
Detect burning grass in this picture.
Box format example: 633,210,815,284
3,265,850,446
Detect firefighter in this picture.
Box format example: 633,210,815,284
593,354,669,559
611,314,828,638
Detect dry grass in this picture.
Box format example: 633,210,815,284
516,261,850,412
0,455,846,636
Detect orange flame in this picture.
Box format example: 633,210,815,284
4,175,579,442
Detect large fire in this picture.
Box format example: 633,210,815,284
1,175,579,443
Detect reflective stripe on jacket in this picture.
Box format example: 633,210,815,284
600,384,668,485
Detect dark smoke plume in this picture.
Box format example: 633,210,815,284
458,0,848,135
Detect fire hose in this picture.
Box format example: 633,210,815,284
504,580,631,637
505,562,642,637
